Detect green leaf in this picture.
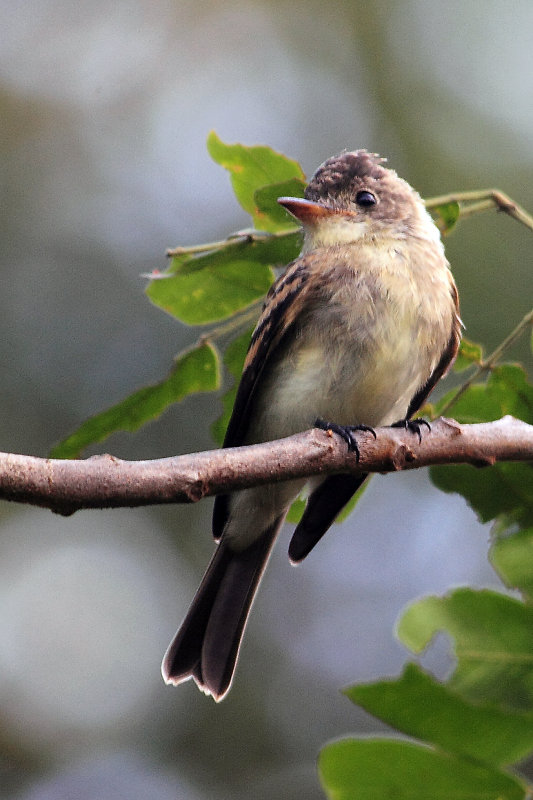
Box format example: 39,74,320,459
491,527,533,600
431,200,460,235
285,496,306,524
433,363,533,423
146,234,300,325
347,663,533,766
253,178,306,232
431,461,533,526
488,364,533,423
397,588,533,712
433,383,501,424
319,738,525,800
431,365,533,526
435,364,533,424
211,328,253,445
207,131,306,228
50,341,220,458
453,338,484,372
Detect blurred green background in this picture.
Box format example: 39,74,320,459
1,2,532,798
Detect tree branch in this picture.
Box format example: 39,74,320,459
0,416,531,516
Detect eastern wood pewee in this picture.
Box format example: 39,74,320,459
162,150,462,700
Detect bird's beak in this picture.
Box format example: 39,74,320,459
277,196,336,225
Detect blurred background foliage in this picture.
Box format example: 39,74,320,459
1,1,532,798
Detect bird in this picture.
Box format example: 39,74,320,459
162,149,461,701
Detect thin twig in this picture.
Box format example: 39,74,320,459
426,188,533,232
166,228,297,258
198,301,263,346
439,308,533,415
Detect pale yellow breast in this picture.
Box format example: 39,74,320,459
249,237,456,440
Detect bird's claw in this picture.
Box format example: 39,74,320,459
314,418,376,462
390,417,431,443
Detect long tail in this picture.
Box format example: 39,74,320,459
162,520,282,701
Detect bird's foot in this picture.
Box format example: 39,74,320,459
390,417,431,443
314,418,376,462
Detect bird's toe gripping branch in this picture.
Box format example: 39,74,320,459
314,418,377,462
390,417,431,444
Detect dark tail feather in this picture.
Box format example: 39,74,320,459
162,520,281,701
288,474,368,563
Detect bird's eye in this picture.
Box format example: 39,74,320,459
355,190,377,208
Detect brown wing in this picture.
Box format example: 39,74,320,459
212,255,312,539
406,283,462,419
